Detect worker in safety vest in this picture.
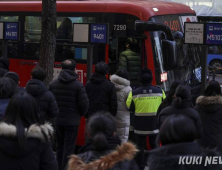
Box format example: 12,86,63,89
126,68,165,170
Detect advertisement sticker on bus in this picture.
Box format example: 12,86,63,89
0,23,3,40
181,16,197,25
205,23,222,45
161,72,168,82
4,22,19,40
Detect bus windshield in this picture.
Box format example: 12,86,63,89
152,15,201,91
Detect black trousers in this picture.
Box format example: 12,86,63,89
135,134,157,170
56,125,79,170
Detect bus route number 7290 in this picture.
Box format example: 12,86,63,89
113,25,126,31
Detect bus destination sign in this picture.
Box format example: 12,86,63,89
206,23,222,45
90,24,108,44
4,22,19,40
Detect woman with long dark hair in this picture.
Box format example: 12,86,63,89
68,113,138,170
196,80,222,152
158,84,202,139
0,92,57,170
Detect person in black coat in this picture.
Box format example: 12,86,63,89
0,92,57,170
26,66,59,122
158,84,202,139
196,80,222,153
49,59,89,170
0,77,18,120
0,57,9,77
86,61,117,117
147,114,221,170
4,71,25,92
68,113,139,170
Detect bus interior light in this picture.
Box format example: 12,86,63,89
153,8,159,12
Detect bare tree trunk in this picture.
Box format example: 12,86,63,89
39,0,56,86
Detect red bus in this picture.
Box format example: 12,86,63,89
0,0,199,146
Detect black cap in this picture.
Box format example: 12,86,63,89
138,68,153,84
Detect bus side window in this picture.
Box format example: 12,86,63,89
24,16,41,59
0,16,19,58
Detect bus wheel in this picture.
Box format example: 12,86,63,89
210,60,222,74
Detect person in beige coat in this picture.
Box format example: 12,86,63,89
110,68,132,142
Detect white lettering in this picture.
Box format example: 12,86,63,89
205,156,212,166
212,156,218,164
179,156,186,165
185,157,192,165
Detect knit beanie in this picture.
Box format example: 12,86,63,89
138,68,153,84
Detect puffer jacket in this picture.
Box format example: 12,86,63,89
86,72,117,118
49,69,89,126
68,138,139,170
110,74,132,143
0,122,58,170
118,49,140,81
26,79,59,121
196,96,222,153
147,142,222,170
0,99,10,120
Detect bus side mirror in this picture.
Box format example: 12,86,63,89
162,40,177,71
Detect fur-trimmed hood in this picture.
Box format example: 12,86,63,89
0,122,53,157
110,75,130,91
68,142,138,170
196,96,222,105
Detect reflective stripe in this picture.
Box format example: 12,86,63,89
133,93,163,99
134,129,159,135
126,91,133,109
135,112,156,116
162,89,166,99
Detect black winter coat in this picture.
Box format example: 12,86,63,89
26,79,59,121
147,142,222,170
0,122,58,170
85,73,117,117
0,67,8,77
196,96,222,153
49,70,89,125
68,138,139,170
158,100,203,139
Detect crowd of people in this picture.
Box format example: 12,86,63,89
0,57,222,170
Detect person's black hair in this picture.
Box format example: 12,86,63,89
126,37,137,50
160,80,182,108
3,92,43,148
174,84,191,105
61,59,76,70
204,80,221,96
31,66,46,81
138,68,153,84
0,77,18,99
87,113,116,151
115,68,130,80
4,71,19,85
157,114,196,145
95,61,110,75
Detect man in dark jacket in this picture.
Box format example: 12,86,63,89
26,66,59,121
4,71,25,91
0,57,9,77
85,61,117,118
49,59,89,170
126,68,165,170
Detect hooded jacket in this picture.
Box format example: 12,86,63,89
158,99,202,139
147,142,222,170
196,96,222,152
86,72,117,117
68,141,139,170
26,79,59,121
49,69,89,125
0,122,58,170
110,74,132,142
